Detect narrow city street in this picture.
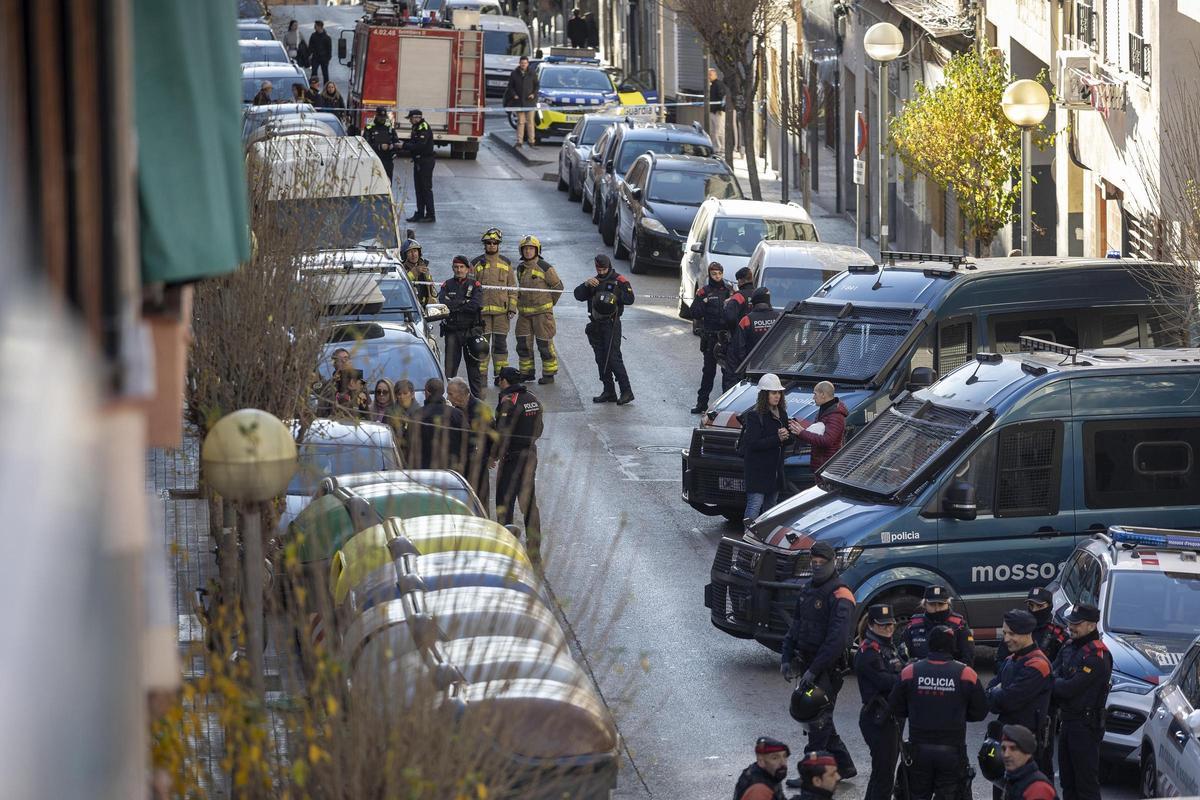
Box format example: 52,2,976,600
400,137,1142,799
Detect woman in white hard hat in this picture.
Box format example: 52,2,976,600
740,372,791,524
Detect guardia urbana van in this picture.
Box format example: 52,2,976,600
705,341,1200,650
682,254,1181,521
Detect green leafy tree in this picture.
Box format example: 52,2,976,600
890,51,1045,249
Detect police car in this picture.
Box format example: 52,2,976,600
515,55,656,140
1049,526,1200,771
1142,632,1200,797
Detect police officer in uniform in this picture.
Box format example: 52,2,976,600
999,725,1057,800
721,267,755,388
514,234,563,385
573,254,634,405
889,625,989,800
792,750,842,800
493,366,543,562
437,255,485,398
903,584,976,666
780,541,857,785
689,262,734,413
364,106,399,181
472,228,518,381
401,238,436,306
1052,603,1111,800
733,737,791,800
987,609,1053,800
855,604,904,800
400,109,436,222
728,287,778,378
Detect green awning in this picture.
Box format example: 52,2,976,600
134,0,249,284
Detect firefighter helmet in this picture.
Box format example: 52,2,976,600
467,331,490,359
401,238,422,259
789,683,831,723
481,227,503,244
519,234,541,257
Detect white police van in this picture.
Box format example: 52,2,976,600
1141,631,1200,797
1051,527,1200,775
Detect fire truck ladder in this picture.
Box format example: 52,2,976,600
452,29,482,158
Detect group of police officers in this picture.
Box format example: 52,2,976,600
737,541,1113,800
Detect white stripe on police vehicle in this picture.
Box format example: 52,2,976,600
970,562,1061,583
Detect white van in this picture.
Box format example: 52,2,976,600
747,240,872,309
247,135,399,253
677,198,819,314
481,15,532,96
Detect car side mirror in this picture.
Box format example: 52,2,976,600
617,82,635,92
424,303,450,321
337,35,348,62
631,186,642,200
907,366,938,392
943,480,977,521
605,159,614,173
689,242,702,253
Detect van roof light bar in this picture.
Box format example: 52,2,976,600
1110,525,1200,551
882,251,969,268
1019,335,1080,361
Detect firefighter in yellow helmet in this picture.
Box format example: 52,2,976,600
515,234,563,384
471,227,517,380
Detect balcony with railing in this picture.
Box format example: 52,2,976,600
1129,32,1151,81
1075,0,1097,48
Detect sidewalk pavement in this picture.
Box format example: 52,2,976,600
487,126,558,169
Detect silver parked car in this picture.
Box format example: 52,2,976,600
557,114,622,202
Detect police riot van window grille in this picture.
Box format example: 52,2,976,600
1083,419,1200,509
744,314,911,383
937,320,973,373
993,423,1062,517
991,312,1081,353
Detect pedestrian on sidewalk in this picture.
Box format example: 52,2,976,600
566,7,588,48
283,19,302,61
505,56,539,148
308,20,333,85
708,68,727,154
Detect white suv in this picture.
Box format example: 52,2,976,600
1141,633,1200,797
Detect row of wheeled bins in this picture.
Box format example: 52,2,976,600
278,469,618,798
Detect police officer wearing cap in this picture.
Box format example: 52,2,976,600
792,750,842,800
400,109,436,223
903,584,976,666
999,725,1057,800
889,625,989,799
1052,603,1111,800
780,541,857,784
728,287,778,381
734,737,791,800
721,266,755,389
437,255,485,398
987,609,1053,800
855,604,905,800
574,254,634,404
493,366,543,562
689,262,734,414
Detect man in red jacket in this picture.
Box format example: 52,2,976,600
788,381,848,472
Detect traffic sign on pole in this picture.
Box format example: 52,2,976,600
854,110,868,157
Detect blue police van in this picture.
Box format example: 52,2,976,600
681,254,1180,521
704,340,1200,650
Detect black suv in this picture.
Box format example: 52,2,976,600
592,119,713,248
614,153,742,274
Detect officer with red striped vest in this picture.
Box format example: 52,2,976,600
727,287,778,378
733,737,791,800
999,725,1058,800
854,603,905,800
791,750,842,800
780,541,858,786
1052,603,1111,800
889,625,989,800
903,584,976,666
987,609,1054,800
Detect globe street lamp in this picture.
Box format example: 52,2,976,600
201,408,297,697
864,22,903,254
1001,79,1051,255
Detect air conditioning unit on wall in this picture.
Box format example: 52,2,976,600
1057,50,1094,109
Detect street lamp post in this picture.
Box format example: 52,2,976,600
1001,79,1051,255
864,22,903,254
201,409,297,698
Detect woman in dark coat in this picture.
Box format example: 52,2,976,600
741,372,791,523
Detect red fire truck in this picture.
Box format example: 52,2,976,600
338,4,484,159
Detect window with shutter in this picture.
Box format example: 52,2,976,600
1104,0,1121,66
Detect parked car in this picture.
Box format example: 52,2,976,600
593,120,713,247
241,62,308,104
1142,627,1200,797
242,103,346,148
677,198,818,313
613,152,741,274
320,321,445,404
581,123,615,217
746,241,872,308
1051,526,1200,773
558,114,621,201
239,39,290,65
237,20,275,40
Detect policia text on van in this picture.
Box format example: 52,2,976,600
705,341,1200,651
682,254,1181,521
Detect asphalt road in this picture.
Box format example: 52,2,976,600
394,133,1141,800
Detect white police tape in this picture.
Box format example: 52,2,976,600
411,280,684,301
312,100,710,115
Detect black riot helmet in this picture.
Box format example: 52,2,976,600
467,331,490,358
592,289,618,318
789,683,831,723
977,735,1005,783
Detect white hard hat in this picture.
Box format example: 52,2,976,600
757,373,784,392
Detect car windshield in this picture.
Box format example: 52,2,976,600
743,311,914,382
647,170,740,204
240,42,287,64
579,120,612,146
819,396,981,498
243,76,304,103
288,440,399,495
378,277,419,313
710,217,818,256
540,67,613,92
757,266,839,307
484,30,530,56
239,27,274,41
616,140,712,175
264,195,399,251
320,336,441,388
1106,571,1200,637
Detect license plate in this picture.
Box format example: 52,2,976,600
487,79,506,87
719,476,745,492
563,113,581,123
